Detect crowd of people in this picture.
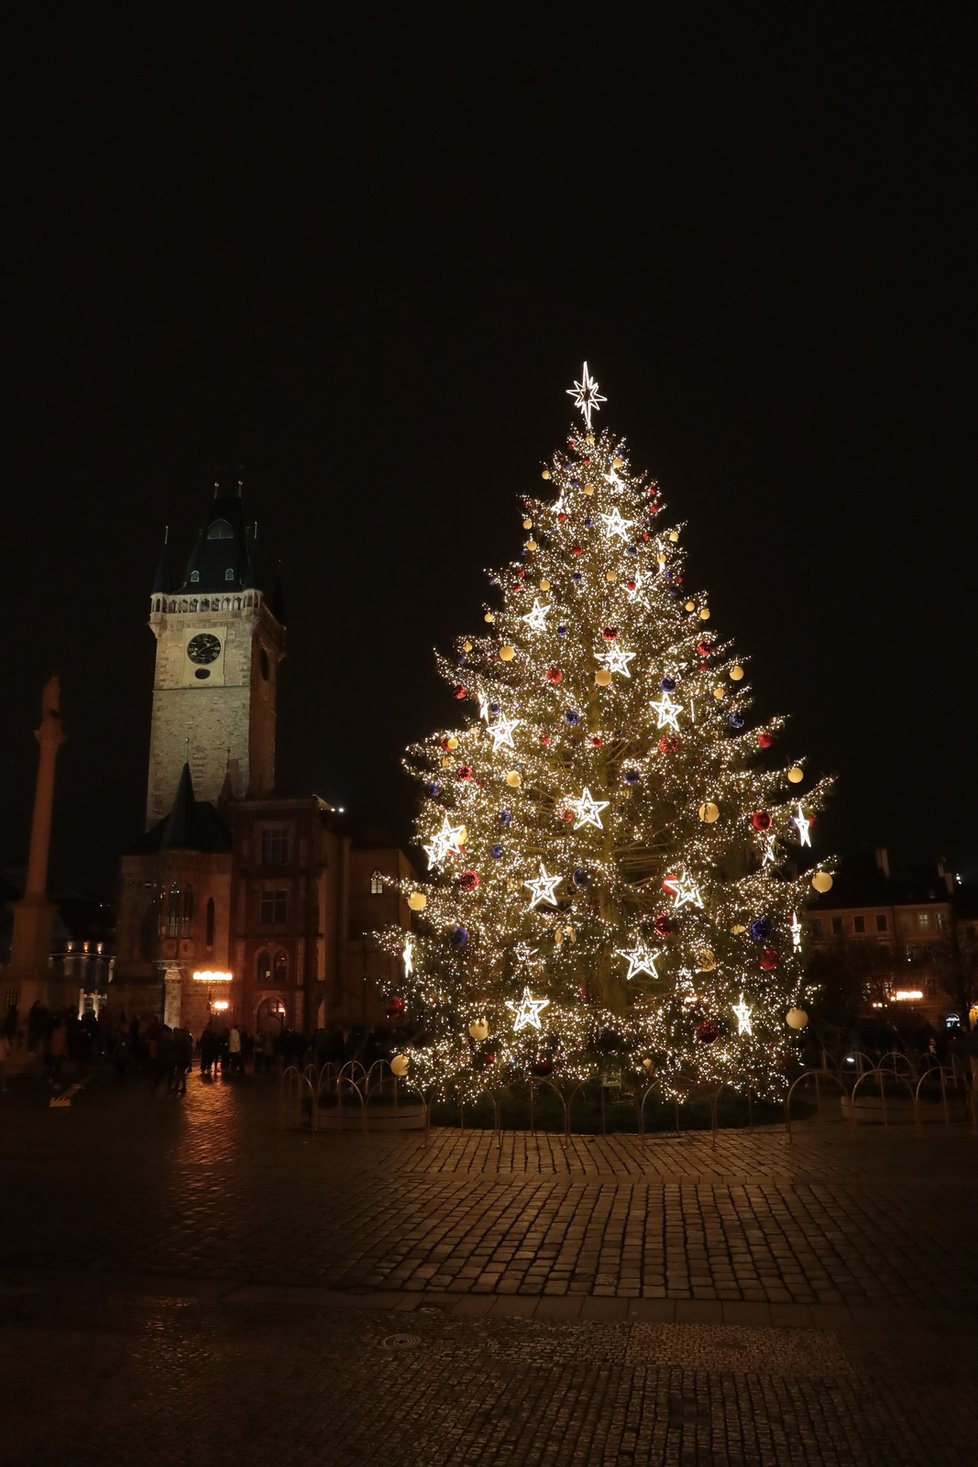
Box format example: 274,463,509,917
0,1000,406,1096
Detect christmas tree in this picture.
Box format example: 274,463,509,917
385,366,832,1102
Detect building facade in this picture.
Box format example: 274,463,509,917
112,485,413,1034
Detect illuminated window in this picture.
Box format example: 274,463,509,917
225,568,235,581
256,949,272,983
190,570,200,583
370,869,384,895
260,889,288,925
917,912,931,931
274,950,288,983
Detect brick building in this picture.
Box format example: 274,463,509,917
112,484,414,1034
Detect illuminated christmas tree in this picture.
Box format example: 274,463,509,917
386,366,832,1102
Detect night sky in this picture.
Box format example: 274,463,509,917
5,10,977,897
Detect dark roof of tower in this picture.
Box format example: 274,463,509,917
176,485,257,593
128,763,231,856
152,528,170,595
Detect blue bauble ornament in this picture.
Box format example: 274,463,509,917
623,769,640,784
584,517,594,528
728,713,745,730
748,917,770,942
572,868,590,888
428,783,442,798
627,545,638,556
668,588,682,601
572,571,583,583
489,702,500,714
451,926,469,949
557,624,568,636
499,809,511,825
565,709,580,725
660,677,676,692
491,844,504,859
664,569,673,581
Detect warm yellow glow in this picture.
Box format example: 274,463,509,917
893,989,924,1001
211,999,230,1012
193,970,233,983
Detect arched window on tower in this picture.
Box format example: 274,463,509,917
205,897,215,947
181,885,195,937
190,571,200,583
166,884,181,938
370,870,384,895
256,949,272,984
207,518,233,540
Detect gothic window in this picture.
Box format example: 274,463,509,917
166,884,181,938
274,950,288,983
256,949,272,983
189,599,198,612
181,885,195,936
225,569,234,581
190,571,200,583
205,897,215,947
207,518,233,540
370,870,384,895
141,889,161,957
260,889,288,925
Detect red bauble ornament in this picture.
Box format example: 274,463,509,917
751,811,771,831
387,995,404,1012
642,530,651,542
459,870,480,890
562,809,574,822
653,914,673,936
453,684,467,700
760,947,779,970
558,512,568,523
694,1020,719,1045
626,581,636,591
546,667,562,684
572,544,583,556
658,735,680,754
602,626,618,641
456,765,473,781
539,733,551,746
757,731,775,749
696,640,712,657
591,736,603,747
516,568,525,578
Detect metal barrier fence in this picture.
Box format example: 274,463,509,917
278,1049,978,1143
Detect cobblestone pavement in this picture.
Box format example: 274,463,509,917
2,1072,976,1465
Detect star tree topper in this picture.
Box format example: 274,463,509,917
566,361,607,430
506,986,551,1032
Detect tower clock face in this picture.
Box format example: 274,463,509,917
187,633,222,665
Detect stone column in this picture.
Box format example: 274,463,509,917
6,677,67,1014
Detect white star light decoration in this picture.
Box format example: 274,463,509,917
424,816,466,872
564,786,609,831
524,862,563,911
733,995,753,1036
650,690,682,731
603,466,625,491
618,942,663,982
599,506,633,541
761,835,778,867
487,715,520,753
673,873,704,909
403,936,414,980
566,361,607,430
521,598,550,634
478,692,491,722
790,911,803,951
793,803,812,847
596,645,636,678
506,986,550,1032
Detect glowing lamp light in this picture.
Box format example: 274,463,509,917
192,970,233,983
893,989,924,1002
390,1054,410,1077
211,999,230,1012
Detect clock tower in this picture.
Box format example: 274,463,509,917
145,483,285,829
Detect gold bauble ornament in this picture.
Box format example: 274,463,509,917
445,736,458,750
463,641,472,653
527,539,537,552
523,518,533,530
730,665,745,681
657,553,668,566
713,687,725,700
499,645,516,662
684,600,696,612
786,1007,809,1031
613,457,623,468
595,668,612,687
699,608,711,621
586,434,595,445
698,801,720,823
541,469,551,480
554,927,563,946
390,1054,410,1077
468,1018,489,1041
811,871,833,894
731,923,747,935
583,483,595,496
484,612,494,624
787,766,804,784
606,569,617,582
407,892,427,912
668,530,679,543
441,756,451,769
696,949,717,972
505,771,522,788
